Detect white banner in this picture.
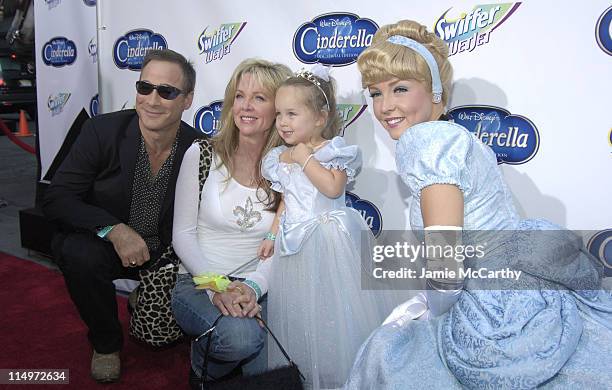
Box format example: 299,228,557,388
39,0,612,236
35,0,98,180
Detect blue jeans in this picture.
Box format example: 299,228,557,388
171,273,267,380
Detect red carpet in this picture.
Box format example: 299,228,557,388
0,252,190,389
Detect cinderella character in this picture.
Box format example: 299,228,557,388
345,19,612,389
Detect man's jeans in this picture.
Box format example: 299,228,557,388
171,273,267,380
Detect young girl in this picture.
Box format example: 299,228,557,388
261,67,397,389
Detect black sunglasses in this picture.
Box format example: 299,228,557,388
135,80,184,100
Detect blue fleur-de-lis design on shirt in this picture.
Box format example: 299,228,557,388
233,196,262,231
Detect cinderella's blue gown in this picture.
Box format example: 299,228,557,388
345,121,612,389
263,137,404,390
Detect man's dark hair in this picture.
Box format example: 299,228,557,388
141,49,196,93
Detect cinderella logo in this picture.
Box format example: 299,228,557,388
90,94,99,117
197,23,247,64
113,30,167,71
337,104,367,135
596,6,612,56
293,13,378,66
48,93,71,116
42,37,77,67
448,105,539,165
434,3,521,56
346,192,382,237
193,101,223,136
587,230,612,277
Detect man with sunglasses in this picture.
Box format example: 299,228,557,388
44,49,200,383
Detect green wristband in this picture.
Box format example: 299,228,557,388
96,225,115,240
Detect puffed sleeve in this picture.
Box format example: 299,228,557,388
261,145,286,192
396,121,473,197
316,136,362,183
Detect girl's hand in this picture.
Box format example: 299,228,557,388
279,148,293,164
291,143,313,165
257,239,274,259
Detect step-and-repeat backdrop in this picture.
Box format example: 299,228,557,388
35,1,611,275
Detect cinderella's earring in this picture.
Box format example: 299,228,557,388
432,92,442,104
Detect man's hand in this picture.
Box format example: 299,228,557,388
106,223,150,268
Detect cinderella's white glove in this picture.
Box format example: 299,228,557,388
424,225,464,317
382,292,430,326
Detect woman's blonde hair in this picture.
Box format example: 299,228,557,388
357,20,453,106
212,58,292,210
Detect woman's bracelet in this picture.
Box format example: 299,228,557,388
302,153,315,171
264,232,276,241
243,280,262,301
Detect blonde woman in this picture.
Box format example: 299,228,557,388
171,58,291,387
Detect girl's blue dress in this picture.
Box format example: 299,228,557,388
263,137,404,389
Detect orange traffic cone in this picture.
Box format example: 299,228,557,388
16,109,32,137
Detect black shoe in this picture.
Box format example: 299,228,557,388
188,367,201,390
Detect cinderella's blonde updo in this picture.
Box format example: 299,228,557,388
357,20,453,106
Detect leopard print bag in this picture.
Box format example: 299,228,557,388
129,138,214,347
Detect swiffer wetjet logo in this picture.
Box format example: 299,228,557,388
434,3,521,56
346,192,383,237
337,104,367,135
293,13,378,66
587,230,612,277
83,0,96,5
193,101,223,136
448,105,539,165
45,0,61,9
197,23,247,64
113,30,168,71
596,6,612,56
48,93,71,116
42,37,77,67
90,94,99,117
